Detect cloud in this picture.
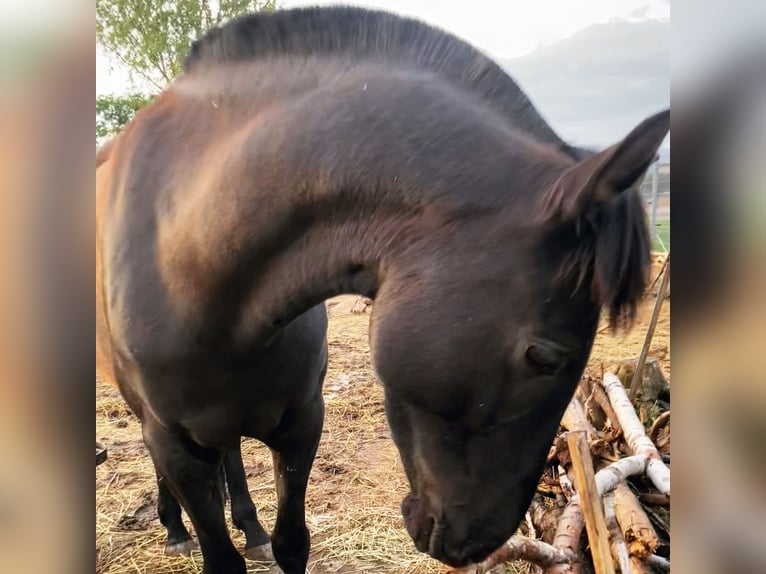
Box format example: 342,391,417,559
502,19,670,147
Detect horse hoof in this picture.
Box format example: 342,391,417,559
165,539,198,556
244,542,274,562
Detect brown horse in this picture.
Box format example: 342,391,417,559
97,7,669,574
97,141,275,560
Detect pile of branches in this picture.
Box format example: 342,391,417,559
455,360,671,574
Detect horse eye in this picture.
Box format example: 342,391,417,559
524,344,562,375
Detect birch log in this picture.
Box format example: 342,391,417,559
601,373,670,495
613,483,659,559
604,492,631,574
594,456,647,495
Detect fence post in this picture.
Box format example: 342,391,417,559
649,161,659,243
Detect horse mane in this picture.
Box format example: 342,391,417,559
563,187,651,331
183,6,580,158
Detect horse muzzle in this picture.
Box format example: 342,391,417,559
401,491,502,567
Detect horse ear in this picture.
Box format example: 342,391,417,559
545,109,670,219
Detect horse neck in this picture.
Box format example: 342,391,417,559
158,69,570,347
221,190,448,348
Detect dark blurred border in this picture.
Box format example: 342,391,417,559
672,2,766,574
0,2,94,572
0,1,763,573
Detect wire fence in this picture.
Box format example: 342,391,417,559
639,161,670,253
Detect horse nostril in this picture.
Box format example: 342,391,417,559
401,494,416,518
401,494,441,554
427,516,445,558
417,515,435,552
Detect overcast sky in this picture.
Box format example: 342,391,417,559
97,0,669,94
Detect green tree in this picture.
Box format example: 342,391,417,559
96,94,154,143
97,0,277,90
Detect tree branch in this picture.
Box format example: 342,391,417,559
453,536,578,573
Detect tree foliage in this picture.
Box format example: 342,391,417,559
96,94,154,143
97,0,277,90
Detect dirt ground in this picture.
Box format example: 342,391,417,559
96,258,669,574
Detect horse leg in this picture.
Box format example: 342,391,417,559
267,397,324,574
156,469,198,556
158,456,226,557
142,418,245,574
224,441,274,561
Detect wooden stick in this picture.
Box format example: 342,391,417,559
561,396,596,436
613,483,659,559
567,431,615,574
577,377,606,430
454,535,578,573
648,411,670,446
601,373,670,495
604,492,631,574
629,253,670,400
647,253,669,294
590,383,623,435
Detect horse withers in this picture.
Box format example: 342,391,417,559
97,7,669,574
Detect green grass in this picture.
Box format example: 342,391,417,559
652,218,670,252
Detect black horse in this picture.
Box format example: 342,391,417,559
97,7,668,574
